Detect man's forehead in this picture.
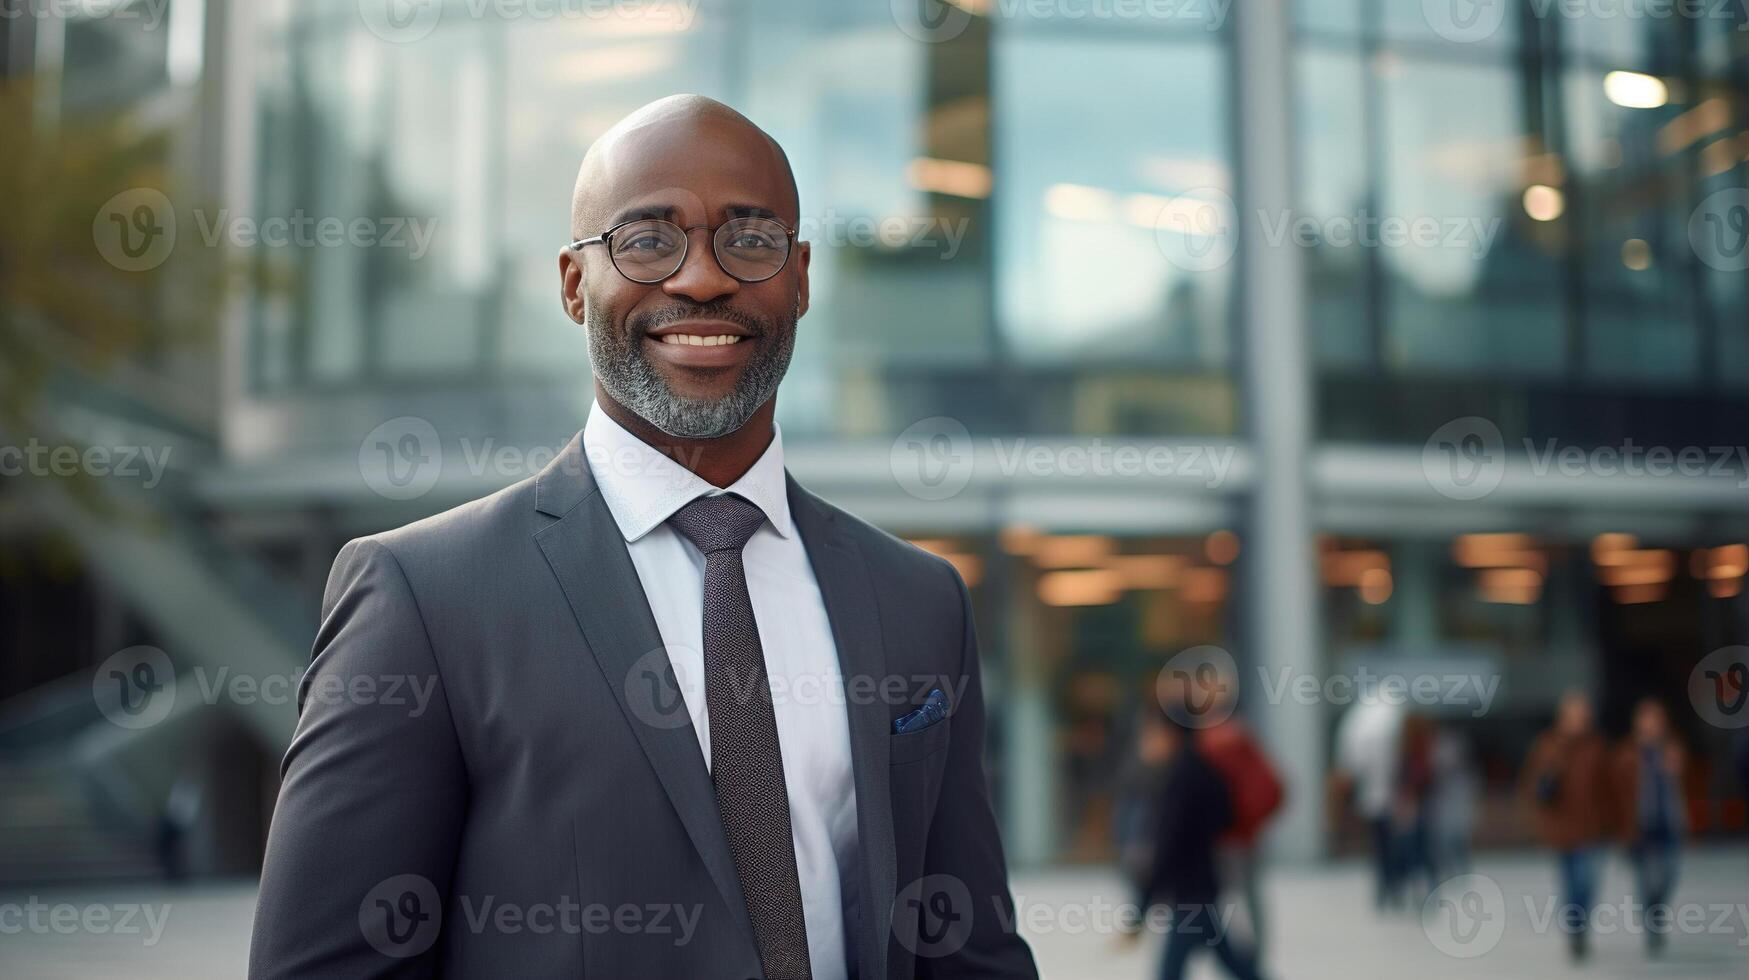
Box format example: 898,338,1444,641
588,114,795,223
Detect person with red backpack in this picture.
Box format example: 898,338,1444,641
1197,711,1286,957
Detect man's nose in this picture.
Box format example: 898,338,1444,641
662,228,739,303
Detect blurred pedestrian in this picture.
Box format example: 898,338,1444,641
1334,697,1406,910
1736,729,1749,796
1114,706,1171,892
1427,723,1479,879
1521,690,1612,962
1393,714,1437,900
1197,708,1285,956
1125,708,1270,980
1613,698,1686,957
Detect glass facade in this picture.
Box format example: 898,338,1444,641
219,0,1749,862
244,0,1239,439
10,0,1748,880
1298,0,1749,447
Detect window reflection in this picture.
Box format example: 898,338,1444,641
994,33,1231,369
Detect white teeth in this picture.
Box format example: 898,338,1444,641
659,334,743,346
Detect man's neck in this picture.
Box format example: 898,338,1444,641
595,383,776,489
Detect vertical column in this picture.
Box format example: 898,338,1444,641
1001,559,1058,867
1235,0,1324,863
1391,541,1440,654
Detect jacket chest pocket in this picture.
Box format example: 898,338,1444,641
889,720,950,766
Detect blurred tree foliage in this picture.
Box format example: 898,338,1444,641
0,74,225,436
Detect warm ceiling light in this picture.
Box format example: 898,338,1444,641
1605,70,1669,109
1621,238,1652,271
1523,184,1566,221
1322,550,1390,586
1613,583,1668,604
1358,567,1393,605
1591,532,1639,564
1106,555,1185,590
1695,544,1749,580
1205,530,1241,566
1480,567,1543,589
1599,550,1678,586
1037,569,1123,607
1453,534,1546,571
1710,578,1744,599
1182,567,1229,604
1033,535,1116,569
906,157,992,200
999,524,1044,556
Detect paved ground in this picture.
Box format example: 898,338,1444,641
3,848,1746,978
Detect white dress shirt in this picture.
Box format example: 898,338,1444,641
581,402,860,980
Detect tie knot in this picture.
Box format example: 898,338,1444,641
666,493,766,555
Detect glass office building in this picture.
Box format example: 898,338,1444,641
4,0,1747,878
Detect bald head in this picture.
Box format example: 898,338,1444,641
570,94,797,240
557,94,811,443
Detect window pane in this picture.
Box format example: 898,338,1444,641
498,12,726,378
1378,59,1563,374
1298,48,1374,367
994,33,1232,369
1564,68,1699,384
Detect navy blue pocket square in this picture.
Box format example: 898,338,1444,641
893,688,951,734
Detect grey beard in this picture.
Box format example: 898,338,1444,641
585,299,798,439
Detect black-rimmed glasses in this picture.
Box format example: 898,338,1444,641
569,216,797,284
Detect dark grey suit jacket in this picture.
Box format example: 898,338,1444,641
248,433,1039,979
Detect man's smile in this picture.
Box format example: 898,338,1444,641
645,318,756,369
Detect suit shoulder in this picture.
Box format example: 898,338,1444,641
354,474,541,567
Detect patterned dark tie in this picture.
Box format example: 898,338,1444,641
666,493,813,980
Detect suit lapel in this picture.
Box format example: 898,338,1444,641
531,434,755,948
789,475,896,980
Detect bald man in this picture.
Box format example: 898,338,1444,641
249,96,1038,980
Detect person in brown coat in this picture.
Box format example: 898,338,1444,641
1520,691,1613,961
1612,698,1687,957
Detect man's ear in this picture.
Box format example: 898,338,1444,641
558,247,587,324
795,240,811,320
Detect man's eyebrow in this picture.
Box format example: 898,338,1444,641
607,203,785,227
724,204,781,221
609,204,678,226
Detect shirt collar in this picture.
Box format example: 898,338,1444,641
582,400,794,544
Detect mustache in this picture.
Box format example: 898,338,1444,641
630,302,767,338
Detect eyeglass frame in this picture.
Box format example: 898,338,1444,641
567,216,800,284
